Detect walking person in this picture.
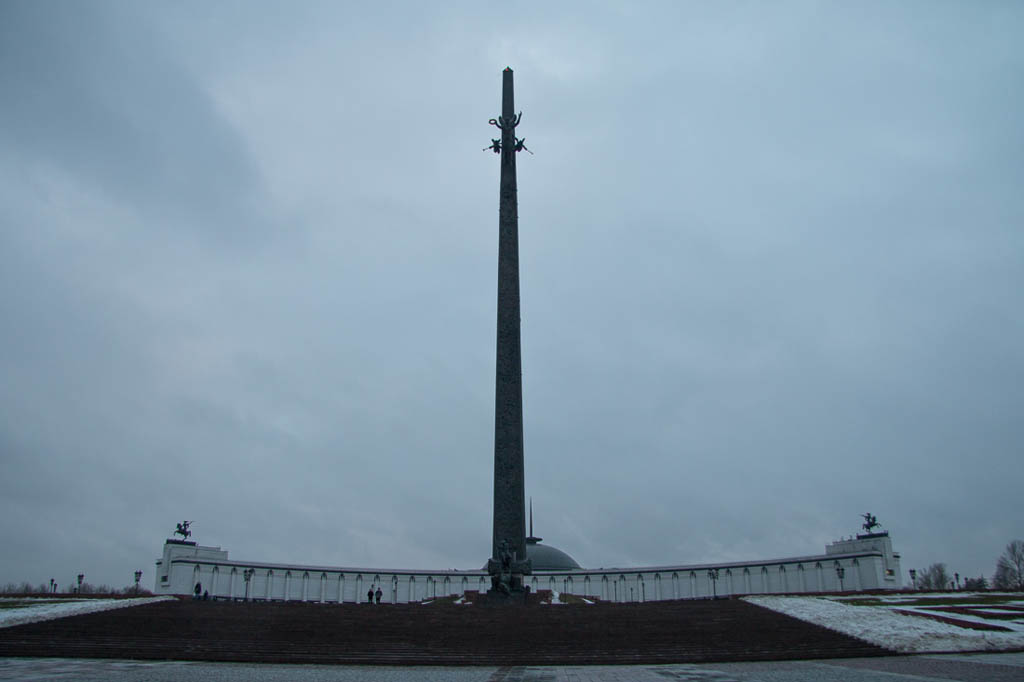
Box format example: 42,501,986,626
375,586,382,604
368,585,375,604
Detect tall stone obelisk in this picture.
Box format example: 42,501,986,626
487,67,532,593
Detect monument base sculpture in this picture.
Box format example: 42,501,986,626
486,539,531,601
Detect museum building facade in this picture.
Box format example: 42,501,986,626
154,531,901,602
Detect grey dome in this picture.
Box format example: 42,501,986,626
481,537,582,572
526,537,581,571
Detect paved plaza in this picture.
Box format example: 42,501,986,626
2,654,1024,681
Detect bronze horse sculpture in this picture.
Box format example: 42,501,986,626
174,521,192,541
861,513,880,533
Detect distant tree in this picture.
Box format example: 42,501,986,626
115,584,150,596
993,540,1024,591
915,563,950,591
963,576,988,591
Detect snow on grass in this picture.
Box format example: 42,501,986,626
0,597,174,629
975,608,1024,615
891,606,1024,633
745,595,1024,653
835,592,1023,606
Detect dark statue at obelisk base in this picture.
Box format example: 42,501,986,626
486,67,532,596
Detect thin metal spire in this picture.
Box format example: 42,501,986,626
529,497,533,537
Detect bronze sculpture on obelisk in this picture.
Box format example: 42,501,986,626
486,67,532,595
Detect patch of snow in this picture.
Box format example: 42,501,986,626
834,592,1020,604
0,597,174,629
582,598,594,604
745,596,1024,653
886,605,1024,633
0,597,77,603
550,590,562,605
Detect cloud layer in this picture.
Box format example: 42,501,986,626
1,1,1022,589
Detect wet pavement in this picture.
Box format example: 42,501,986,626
2,653,1024,681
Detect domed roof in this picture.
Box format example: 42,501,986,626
480,501,582,571
526,537,581,571
480,536,582,572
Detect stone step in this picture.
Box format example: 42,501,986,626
0,598,890,665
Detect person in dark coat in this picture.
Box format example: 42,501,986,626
375,586,383,604
368,585,375,603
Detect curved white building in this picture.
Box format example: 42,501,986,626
155,531,901,602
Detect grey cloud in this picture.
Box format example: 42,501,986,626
1,1,1022,589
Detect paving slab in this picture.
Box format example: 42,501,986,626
3,655,1024,682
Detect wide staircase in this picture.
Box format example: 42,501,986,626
0,597,890,665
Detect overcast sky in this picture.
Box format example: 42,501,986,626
2,1,1022,591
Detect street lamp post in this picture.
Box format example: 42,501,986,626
134,570,143,595
835,566,845,592
954,572,960,590
707,569,720,598
909,569,917,590
49,579,55,594
243,568,255,601
77,574,84,594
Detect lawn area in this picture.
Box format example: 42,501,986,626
838,593,1023,608
748,592,1024,652
831,592,1024,632
0,598,88,610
